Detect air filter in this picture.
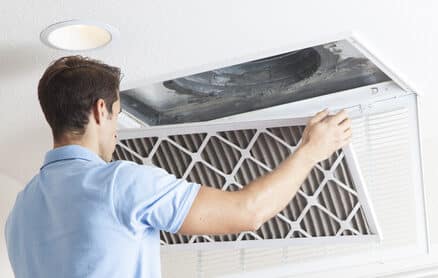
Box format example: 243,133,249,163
113,117,380,249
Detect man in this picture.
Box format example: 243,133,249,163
5,56,351,277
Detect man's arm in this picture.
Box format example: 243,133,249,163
178,109,352,235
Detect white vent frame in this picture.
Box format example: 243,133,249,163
116,34,429,275
116,116,382,250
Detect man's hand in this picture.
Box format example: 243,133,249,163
299,109,352,164
178,109,352,236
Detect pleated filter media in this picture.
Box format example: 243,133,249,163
112,117,380,249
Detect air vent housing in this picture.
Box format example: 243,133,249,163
114,35,427,276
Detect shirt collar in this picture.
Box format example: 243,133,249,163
41,145,106,170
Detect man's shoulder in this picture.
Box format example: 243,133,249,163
106,160,167,181
18,174,41,199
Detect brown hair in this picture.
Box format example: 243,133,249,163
38,56,121,140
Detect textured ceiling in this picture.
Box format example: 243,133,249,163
0,0,437,189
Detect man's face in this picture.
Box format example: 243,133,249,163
101,96,121,162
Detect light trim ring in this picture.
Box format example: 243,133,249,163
40,20,118,51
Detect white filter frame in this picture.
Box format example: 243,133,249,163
117,116,381,250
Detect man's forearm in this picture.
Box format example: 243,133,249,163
241,145,316,229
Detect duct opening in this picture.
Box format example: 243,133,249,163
120,39,390,126
162,48,321,96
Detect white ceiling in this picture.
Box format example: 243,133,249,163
1,2,438,276
0,0,437,210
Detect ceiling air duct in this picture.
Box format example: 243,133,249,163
113,36,427,273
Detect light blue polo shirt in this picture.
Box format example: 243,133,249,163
5,145,201,278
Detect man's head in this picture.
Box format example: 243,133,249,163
38,56,122,162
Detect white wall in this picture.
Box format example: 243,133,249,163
0,173,22,278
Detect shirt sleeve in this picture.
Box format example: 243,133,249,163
111,161,201,234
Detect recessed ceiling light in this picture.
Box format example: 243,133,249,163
40,20,118,51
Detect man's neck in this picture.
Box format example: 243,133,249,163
54,133,100,158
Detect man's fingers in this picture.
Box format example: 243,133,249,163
343,134,352,144
342,128,352,140
330,110,348,124
338,131,352,148
338,118,351,131
309,109,329,124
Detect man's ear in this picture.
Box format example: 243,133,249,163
92,99,107,125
